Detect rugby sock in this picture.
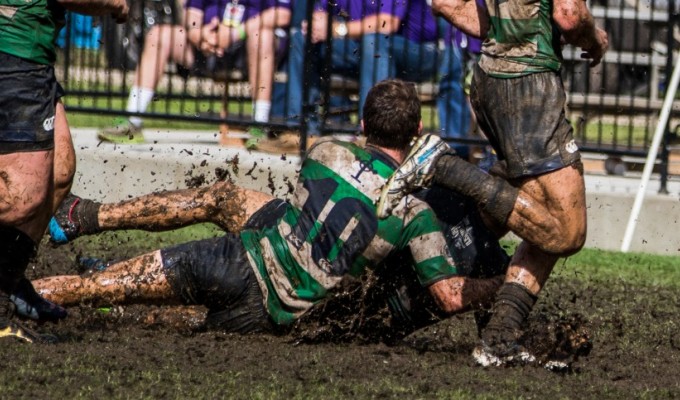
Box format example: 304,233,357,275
433,153,519,225
0,227,37,296
253,100,271,123
74,199,102,234
482,282,537,344
126,86,155,128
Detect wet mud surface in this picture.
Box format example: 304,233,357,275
5,237,680,398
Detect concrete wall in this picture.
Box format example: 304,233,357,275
71,131,680,256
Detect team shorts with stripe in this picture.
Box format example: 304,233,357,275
160,234,273,334
0,52,63,154
470,63,581,179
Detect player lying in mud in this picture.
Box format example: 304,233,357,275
32,80,590,369
36,80,503,330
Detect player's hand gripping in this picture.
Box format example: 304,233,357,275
581,27,608,67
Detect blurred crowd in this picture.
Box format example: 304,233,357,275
62,0,483,156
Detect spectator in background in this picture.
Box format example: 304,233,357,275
98,0,292,144
259,0,471,158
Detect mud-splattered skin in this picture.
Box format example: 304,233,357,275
36,251,174,307
97,181,273,234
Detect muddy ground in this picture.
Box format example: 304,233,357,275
3,232,679,399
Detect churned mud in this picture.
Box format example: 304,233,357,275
3,234,677,398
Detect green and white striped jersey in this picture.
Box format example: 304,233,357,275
0,0,65,65
241,140,459,326
478,0,562,78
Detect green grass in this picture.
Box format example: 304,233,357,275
501,239,680,288
575,121,652,147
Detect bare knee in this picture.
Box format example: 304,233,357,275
540,218,586,256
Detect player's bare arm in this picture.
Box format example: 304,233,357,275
428,275,504,314
432,0,489,39
57,0,128,23
552,0,608,66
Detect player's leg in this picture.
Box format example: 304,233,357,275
245,7,291,124
49,182,274,243
34,250,173,306
0,53,60,342
431,155,586,256
34,235,274,333
10,100,73,323
100,24,192,142
52,101,76,210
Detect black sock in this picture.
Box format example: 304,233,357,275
482,282,537,344
76,199,102,234
433,153,519,225
0,227,37,317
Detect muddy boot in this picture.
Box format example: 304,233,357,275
0,227,57,343
0,291,57,344
472,283,537,366
10,278,67,322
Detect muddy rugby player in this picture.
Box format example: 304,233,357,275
0,0,129,343
33,79,508,343
377,0,608,367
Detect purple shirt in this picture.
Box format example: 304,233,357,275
186,0,293,25
400,0,438,43
316,0,441,43
315,0,407,22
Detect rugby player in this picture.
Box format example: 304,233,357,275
378,0,608,366
0,0,128,343
34,79,506,336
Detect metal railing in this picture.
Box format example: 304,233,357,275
56,0,680,187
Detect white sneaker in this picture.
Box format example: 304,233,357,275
376,134,450,218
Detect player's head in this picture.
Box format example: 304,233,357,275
362,79,422,152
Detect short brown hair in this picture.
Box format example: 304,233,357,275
363,79,421,151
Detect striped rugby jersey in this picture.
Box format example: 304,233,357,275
240,140,459,325
478,0,562,78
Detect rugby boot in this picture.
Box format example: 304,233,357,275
49,193,84,244
98,118,145,144
376,134,451,218
10,278,67,322
0,293,57,344
472,337,536,367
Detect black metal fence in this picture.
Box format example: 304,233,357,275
56,0,679,186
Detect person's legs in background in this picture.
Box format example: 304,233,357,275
99,24,194,143
437,43,471,159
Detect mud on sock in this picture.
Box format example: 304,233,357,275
0,227,37,303
75,199,102,234
433,153,519,225
482,282,537,345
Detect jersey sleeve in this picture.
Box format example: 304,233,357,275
400,198,459,286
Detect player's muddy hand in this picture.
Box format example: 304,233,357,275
581,27,608,67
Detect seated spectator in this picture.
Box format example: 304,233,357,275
98,0,292,144
260,0,471,157
255,0,407,152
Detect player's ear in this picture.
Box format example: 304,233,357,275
360,119,365,134
417,120,423,136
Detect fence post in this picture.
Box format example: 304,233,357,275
621,41,680,252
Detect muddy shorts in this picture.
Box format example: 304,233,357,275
470,64,581,179
0,52,64,154
160,234,274,334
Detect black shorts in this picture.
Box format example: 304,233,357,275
470,64,580,179
0,52,64,154
160,234,273,334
